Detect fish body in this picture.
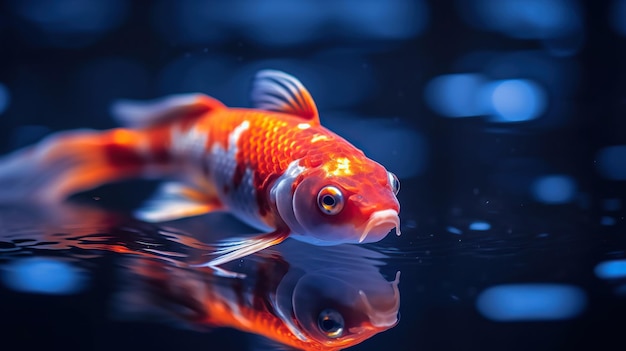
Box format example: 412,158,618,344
0,70,401,265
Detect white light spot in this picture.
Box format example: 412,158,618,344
297,123,311,129
476,284,587,321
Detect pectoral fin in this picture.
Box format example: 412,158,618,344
135,182,224,222
194,230,290,268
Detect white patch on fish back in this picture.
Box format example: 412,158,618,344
310,134,329,143
170,124,209,161
207,120,270,231
230,120,250,149
297,123,310,130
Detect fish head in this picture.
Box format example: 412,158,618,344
275,266,401,349
276,157,400,245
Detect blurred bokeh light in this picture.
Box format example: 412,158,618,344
595,260,626,279
1,257,87,295
8,0,129,47
531,175,577,204
610,0,626,36
476,284,587,321
0,83,10,115
457,0,584,56
596,146,626,180
152,0,428,46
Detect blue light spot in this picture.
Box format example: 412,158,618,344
485,79,547,122
610,0,626,36
476,284,587,321
460,0,582,39
155,0,426,46
447,226,462,235
0,82,9,115
596,145,626,180
10,0,129,47
469,221,491,231
424,73,487,117
603,198,622,211
614,284,626,297
601,216,617,226
1,257,86,295
333,0,428,39
595,260,626,279
531,175,576,204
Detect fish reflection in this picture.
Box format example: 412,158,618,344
0,203,400,350
117,240,400,351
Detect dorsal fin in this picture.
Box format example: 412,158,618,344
111,93,225,128
251,70,320,124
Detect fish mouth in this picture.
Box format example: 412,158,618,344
358,209,401,243
358,271,401,328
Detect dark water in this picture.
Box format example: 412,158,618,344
2,1,626,350
1,187,625,351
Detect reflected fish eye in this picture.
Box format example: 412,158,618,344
317,308,345,338
387,171,400,195
317,186,344,215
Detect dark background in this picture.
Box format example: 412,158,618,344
1,1,626,350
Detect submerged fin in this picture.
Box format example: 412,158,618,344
251,70,319,124
193,230,290,268
250,335,303,351
0,129,152,203
111,93,225,128
135,182,224,223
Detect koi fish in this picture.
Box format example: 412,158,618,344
0,203,400,351
0,70,401,266
116,240,401,351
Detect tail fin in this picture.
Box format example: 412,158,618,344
0,129,157,203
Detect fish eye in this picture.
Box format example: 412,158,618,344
387,171,400,195
317,186,344,215
317,309,345,338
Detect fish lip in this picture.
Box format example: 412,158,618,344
358,271,401,328
358,209,401,243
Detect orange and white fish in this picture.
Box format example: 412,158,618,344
0,70,401,266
